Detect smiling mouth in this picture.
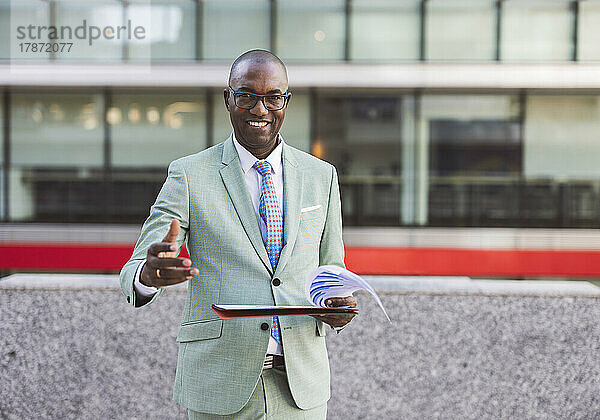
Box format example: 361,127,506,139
247,121,270,128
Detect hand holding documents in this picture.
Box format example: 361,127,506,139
212,265,390,321
306,265,391,322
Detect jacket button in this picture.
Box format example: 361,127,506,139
272,278,281,286
261,322,269,331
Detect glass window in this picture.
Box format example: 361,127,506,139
424,96,521,177
213,91,232,143
421,95,521,227
315,93,403,225
0,89,3,220
280,92,310,152
110,92,207,167
524,96,600,179
9,0,50,62
349,0,420,61
426,0,496,61
202,0,269,61
10,92,104,221
501,0,573,61
11,92,104,167
52,1,124,61
522,96,600,227
277,0,345,61
578,1,600,61
127,0,196,62
0,1,10,60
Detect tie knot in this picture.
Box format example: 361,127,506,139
253,160,272,177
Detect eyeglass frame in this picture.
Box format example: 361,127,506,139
227,86,291,111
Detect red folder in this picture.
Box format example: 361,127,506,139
212,304,358,319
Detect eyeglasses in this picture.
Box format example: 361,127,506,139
228,87,290,111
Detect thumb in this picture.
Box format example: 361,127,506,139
163,219,180,243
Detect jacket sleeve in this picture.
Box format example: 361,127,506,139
317,165,348,333
119,159,190,308
319,165,345,269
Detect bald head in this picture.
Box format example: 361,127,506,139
224,49,291,159
228,49,288,87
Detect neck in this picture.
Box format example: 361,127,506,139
252,145,275,160
238,135,279,160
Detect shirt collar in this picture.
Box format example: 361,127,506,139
232,132,284,175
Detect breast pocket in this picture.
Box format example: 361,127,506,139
299,207,324,241
176,319,223,343
300,206,323,221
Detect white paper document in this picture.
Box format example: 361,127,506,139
305,265,391,322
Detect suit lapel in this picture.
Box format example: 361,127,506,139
274,143,303,278
219,136,272,274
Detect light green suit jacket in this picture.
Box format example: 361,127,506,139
119,135,345,415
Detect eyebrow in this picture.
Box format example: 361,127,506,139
236,86,285,94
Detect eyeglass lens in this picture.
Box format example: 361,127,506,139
234,92,285,110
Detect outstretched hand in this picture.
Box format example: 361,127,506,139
140,219,198,288
311,296,358,329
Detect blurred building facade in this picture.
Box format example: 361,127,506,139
2,0,600,276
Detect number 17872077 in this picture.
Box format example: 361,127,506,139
18,43,73,53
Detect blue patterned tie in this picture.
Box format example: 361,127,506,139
253,160,283,346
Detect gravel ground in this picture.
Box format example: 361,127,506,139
2,288,600,419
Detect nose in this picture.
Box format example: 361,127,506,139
249,97,269,116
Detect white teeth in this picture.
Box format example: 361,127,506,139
248,121,268,127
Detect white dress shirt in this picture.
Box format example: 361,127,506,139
134,133,285,355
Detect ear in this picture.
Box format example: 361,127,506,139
223,88,230,111
285,92,292,108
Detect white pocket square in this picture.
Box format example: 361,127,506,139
301,205,322,213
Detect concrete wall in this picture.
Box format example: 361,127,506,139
2,280,600,419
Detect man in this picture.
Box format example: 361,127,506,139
120,49,357,419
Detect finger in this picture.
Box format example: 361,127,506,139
331,296,357,307
156,267,199,280
325,296,358,308
311,314,333,324
154,276,192,288
345,296,358,308
319,313,357,322
148,242,177,256
141,263,190,288
163,219,181,243
147,255,192,268
312,313,356,328
314,312,357,321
